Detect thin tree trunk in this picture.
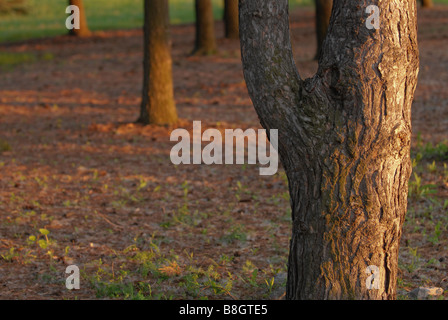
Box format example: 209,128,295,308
239,0,419,299
138,0,178,125
224,0,239,39
420,0,433,8
314,0,333,60
193,0,217,55
0,0,27,14
68,0,91,37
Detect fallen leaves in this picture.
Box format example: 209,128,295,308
158,261,183,277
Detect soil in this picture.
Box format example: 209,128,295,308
0,6,447,300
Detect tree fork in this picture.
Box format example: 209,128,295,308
239,0,419,299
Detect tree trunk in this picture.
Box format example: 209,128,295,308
239,0,419,300
193,0,217,55
68,0,91,37
314,0,333,60
0,0,27,14
420,0,433,8
224,0,239,39
138,0,178,125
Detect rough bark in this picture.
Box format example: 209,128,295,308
239,0,419,299
314,0,333,60
224,0,239,39
138,0,178,125
68,0,91,37
420,0,433,8
193,0,217,55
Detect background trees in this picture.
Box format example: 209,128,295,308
193,0,217,55
314,0,332,60
421,0,434,8
0,0,27,14
68,0,91,37
240,0,419,299
223,0,238,39
138,0,178,125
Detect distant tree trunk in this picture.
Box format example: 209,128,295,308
224,0,239,39
420,0,433,8
0,0,28,15
240,0,419,299
314,0,333,60
193,0,217,55
68,0,91,37
138,0,178,125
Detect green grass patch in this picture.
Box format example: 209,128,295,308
0,51,53,70
0,138,12,152
0,51,35,67
415,140,448,161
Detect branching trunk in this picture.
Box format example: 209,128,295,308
314,0,333,60
138,0,178,125
224,0,239,39
193,0,217,55
239,0,419,299
68,0,91,37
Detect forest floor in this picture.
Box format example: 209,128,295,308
0,7,447,300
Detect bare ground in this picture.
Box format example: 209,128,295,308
0,7,447,300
